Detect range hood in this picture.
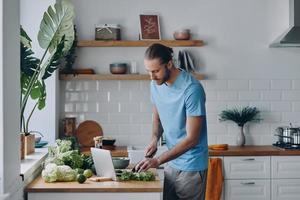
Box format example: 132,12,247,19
270,0,300,47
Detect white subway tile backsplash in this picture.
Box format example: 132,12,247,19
60,79,300,146
140,102,152,113
109,91,130,102
205,80,227,90
108,113,131,124
282,91,300,100
261,91,281,101
238,91,261,100
217,91,238,101
292,80,300,90
271,80,291,90
130,114,152,124
206,102,227,112
118,124,141,135
98,103,119,113
282,112,300,123
120,103,140,113
87,92,108,102
292,102,300,111
249,80,270,90
228,80,249,90
271,102,291,112
64,103,74,112
84,113,109,123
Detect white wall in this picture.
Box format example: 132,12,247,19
60,0,300,146
20,0,57,145
0,0,23,199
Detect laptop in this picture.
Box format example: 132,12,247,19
91,148,117,181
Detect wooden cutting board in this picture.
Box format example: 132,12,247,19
76,120,103,147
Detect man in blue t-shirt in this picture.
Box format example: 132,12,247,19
134,43,208,200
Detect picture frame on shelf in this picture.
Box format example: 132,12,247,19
139,14,161,40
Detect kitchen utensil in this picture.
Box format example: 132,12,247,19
89,177,113,182
112,157,130,169
275,126,298,144
102,138,116,146
109,63,127,74
292,132,300,145
76,120,103,147
132,148,158,172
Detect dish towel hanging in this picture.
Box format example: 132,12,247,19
205,157,224,200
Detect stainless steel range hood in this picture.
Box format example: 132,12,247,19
270,0,300,47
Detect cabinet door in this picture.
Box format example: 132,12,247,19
272,179,300,200
224,156,270,179
271,156,300,178
225,179,270,200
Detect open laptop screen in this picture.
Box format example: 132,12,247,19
91,148,117,181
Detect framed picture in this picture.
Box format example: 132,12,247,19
139,14,161,40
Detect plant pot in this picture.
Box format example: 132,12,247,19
23,134,35,155
236,126,245,146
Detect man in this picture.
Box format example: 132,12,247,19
134,43,208,200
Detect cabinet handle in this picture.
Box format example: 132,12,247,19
242,158,255,161
241,181,255,185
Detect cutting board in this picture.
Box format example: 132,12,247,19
76,120,103,147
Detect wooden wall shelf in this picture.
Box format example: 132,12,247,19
59,73,205,81
77,40,204,47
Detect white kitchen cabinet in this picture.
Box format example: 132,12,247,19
271,156,300,200
225,179,271,200
224,156,271,179
223,156,271,200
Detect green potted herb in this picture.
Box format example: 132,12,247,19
219,106,261,146
20,0,75,157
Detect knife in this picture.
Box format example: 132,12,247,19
132,148,157,172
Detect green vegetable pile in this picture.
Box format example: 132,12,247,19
42,139,94,183
118,171,155,181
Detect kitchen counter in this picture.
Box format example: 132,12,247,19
25,176,162,200
209,145,300,156
25,176,162,193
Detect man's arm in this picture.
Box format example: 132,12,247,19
137,115,204,171
145,106,163,156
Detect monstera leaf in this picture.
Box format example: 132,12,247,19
38,0,74,54
20,0,75,133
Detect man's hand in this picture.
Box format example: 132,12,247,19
145,140,157,158
135,157,160,172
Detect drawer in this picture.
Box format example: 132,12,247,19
225,179,270,200
271,179,300,200
224,156,270,179
271,156,300,178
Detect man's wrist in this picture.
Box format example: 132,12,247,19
156,157,162,166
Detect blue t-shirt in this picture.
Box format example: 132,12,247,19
151,70,208,171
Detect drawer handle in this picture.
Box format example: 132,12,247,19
242,158,255,161
241,182,255,185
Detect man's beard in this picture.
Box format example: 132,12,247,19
156,66,171,85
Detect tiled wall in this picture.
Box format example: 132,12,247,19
60,79,300,146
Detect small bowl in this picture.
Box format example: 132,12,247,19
173,29,191,40
110,63,127,74
102,138,116,146
112,157,130,169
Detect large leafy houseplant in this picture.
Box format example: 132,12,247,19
20,0,75,135
219,106,261,146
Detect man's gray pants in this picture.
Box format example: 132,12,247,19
163,165,207,200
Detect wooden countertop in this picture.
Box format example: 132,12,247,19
209,145,300,156
25,176,162,193
81,146,128,157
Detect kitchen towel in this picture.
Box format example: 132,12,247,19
205,157,223,200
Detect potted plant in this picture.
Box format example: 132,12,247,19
219,106,261,146
20,0,75,157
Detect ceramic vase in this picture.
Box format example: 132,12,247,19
236,125,245,146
